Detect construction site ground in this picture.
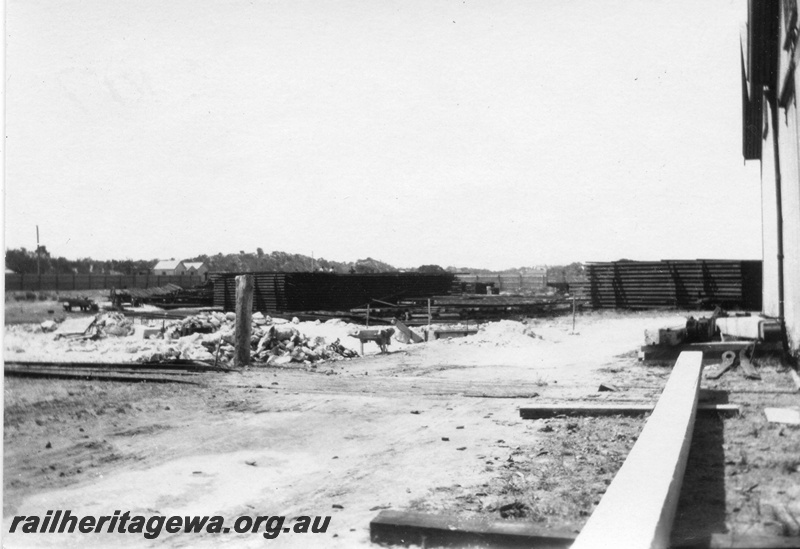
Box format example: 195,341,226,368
4,304,800,548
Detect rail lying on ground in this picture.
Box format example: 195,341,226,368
4,360,232,384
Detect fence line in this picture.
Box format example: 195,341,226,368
5,274,203,292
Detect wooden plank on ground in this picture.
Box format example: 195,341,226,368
738,348,761,380
392,319,423,343
519,403,740,419
790,369,800,392
570,351,703,549
369,510,575,549
432,328,479,340
54,316,96,336
674,532,800,548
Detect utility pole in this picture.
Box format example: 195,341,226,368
36,226,41,276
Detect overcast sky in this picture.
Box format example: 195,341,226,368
4,0,762,270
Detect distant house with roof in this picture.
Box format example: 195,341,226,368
183,261,208,278
152,259,186,276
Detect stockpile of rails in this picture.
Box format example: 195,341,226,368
211,272,456,313
113,283,183,306
113,283,214,309
453,273,548,295
149,282,213,309
450,280,497,295
352,295,581,325
585,260,762,310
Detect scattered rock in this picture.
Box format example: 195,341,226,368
40,320,57,333
498,501,529,519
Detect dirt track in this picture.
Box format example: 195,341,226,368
5,310,799,548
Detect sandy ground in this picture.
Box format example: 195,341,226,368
4,309,799,548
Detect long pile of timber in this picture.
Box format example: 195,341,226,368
585,260,761,310
211,272,455,313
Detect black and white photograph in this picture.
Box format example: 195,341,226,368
4,0,800,547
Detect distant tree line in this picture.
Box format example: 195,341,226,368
5,247,156,275
545,262,586,282
4,248,400,276
184,250,399,274
5,247,584,278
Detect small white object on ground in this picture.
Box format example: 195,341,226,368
764,407,800,425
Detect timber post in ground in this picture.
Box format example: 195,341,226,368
235,274,254,368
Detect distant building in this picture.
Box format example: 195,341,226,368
183,261,208,278
152,260,186,276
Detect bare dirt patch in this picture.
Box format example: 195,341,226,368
4,307,799,547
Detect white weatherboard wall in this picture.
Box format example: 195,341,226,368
570,351,702,549
760,3,800,354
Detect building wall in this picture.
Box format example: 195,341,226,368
761,2,800,353
761,100,780,318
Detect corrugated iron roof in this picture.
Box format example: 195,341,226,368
153,260,185,271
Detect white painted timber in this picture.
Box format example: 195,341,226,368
715,316,780,340
570,351,703,549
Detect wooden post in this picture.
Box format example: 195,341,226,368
234,274,253,368
572,296,576,332
366,304,371,328
427,298,432,327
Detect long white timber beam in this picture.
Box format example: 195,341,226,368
570,351,703,549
